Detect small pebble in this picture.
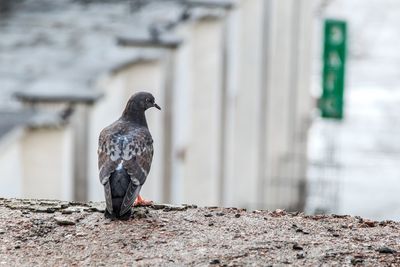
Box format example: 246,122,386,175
296,252,305,259
293,243,303,250
61,209,73,215
377,246,397,254
295,228,309,235
210,259,220,264
54,216,76,226
46,208,56,213
351,258,363,265
76,232,86,237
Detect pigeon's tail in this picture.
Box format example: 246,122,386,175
109,168,136,219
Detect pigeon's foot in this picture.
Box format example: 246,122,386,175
134,195,153,206
104,209,132,220
117,209,132,220
104,210,116,220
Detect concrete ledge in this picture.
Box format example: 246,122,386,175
0,198,399,265
109,56,162,76
14,91,103,105
116,36,183,50
185,0,235,10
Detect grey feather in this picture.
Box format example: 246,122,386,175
120,183,141,216
104,182,113,214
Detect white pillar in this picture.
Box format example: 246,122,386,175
261,0,314,210
0,130,23,198
21,127,73,200
181,18,224,206
227,0,265,209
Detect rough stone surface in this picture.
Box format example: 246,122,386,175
0,198,399,266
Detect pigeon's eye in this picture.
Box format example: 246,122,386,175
146,98,150,102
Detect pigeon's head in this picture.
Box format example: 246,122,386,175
123,92,161,115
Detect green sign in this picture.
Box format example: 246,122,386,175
319,19,347,119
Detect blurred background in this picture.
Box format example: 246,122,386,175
0,0,398,221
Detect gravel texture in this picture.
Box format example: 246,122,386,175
0,198,399,266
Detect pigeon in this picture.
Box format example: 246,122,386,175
98,92,161,220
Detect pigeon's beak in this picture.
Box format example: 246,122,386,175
154,103,161,110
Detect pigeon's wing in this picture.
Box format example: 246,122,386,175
98,128,119,185
119,128,154,215
98,127,120,214
98,126,154,215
